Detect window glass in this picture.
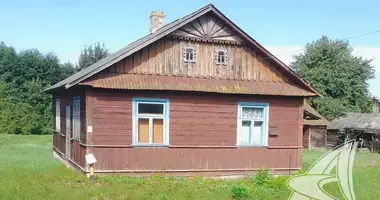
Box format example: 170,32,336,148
252,121,263,145
184,47,196,63
72,98,80,140
240,120,251,144
152,119,164,143
237,103,268,146
138,103,164,115
138,118,149,143
218,51,225,63
133,99,169,146
55,99,60,132
242,107,263,118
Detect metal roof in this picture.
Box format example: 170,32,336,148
80,73,316,96
46,4,320,96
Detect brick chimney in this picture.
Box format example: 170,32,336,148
150,11,165,33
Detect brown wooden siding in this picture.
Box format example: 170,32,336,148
52,86,87,168
303,126,310,149
327,130,340,149
91,89,302,146
310,126,327,148
71,141,86,168
52,133,65,154
303,126,327,149
93,147,301,172
88,89,303,172
105,38,289,83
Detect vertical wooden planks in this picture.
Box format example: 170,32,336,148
172,39,180,76
241,47,247,80
115,59,125,73
235,47,242,80
148,42,157,75
197,42,204,78
157,39,165,75
93,37,292,83
165,39,173,75
141,47,149,74
247,49,253,81
227,45,235,80
124,56,134,73
133,50,142,74
179,40,185,76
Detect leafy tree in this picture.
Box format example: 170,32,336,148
0,42,76,134
291,36,375,120
78,42,109,70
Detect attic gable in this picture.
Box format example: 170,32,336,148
171,13,242,43
46,4,319,97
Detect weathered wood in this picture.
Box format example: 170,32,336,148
106,37,288,83
171,14,242,43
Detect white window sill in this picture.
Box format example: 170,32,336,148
132,144,169,148
236,145,268,148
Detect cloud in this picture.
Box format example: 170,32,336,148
265,45,380,98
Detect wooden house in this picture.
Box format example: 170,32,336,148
302,101,329,149
47,4,320,176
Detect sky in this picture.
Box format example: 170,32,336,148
1,0,379,97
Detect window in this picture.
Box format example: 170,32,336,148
65,106,71,138
55,98,60,132
132,98,169,146
237,102,269,146
215,49,228,65
72,97,80,140
183,46,196,63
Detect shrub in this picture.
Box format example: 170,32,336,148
251,169,270,186
267,176,289,189
231,185,249,200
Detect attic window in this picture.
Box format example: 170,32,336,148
215,49,228,65
183,46,196,63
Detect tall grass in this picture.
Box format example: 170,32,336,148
0,135,379,199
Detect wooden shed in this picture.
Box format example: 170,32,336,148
47,4,319,176
303,102,329,149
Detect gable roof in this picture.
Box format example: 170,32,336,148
46,4,320,96
303,101,330,126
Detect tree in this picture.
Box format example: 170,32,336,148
291,36,375,120
0,42,76,134
78,42,109,70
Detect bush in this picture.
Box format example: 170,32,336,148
251,169,270,186
267,176,289,189
231,185,249,200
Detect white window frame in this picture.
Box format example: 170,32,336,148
215,48,228,65
132,98,169,146
183,46,196,63
72,96,80,141
55,98,61,132
236,102,269,147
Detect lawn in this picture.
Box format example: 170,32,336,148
0,135,379,200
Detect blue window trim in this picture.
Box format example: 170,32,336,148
132,97,170,146
236,102,269,147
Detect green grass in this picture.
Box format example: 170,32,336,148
0,135,379,199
